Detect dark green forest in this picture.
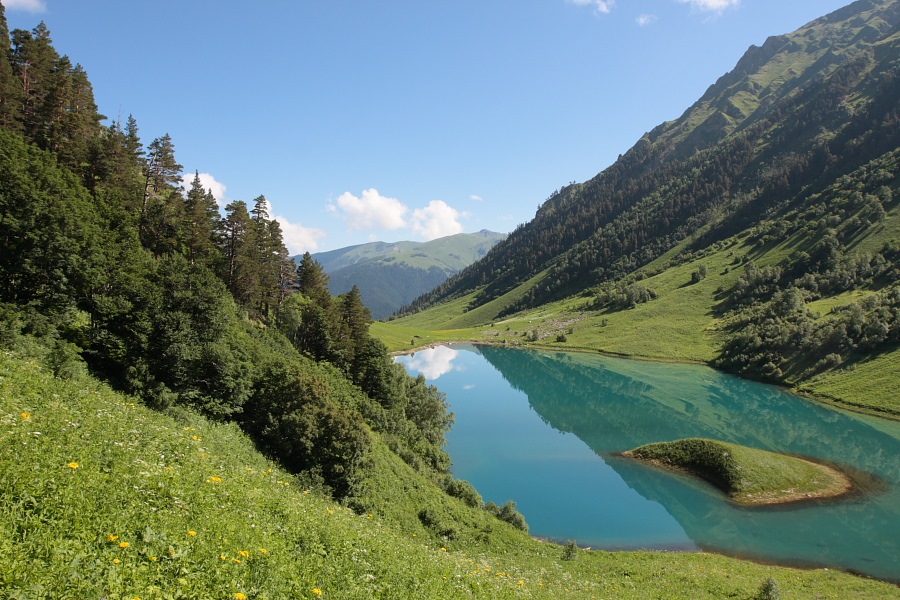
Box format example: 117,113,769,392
0,7,455,501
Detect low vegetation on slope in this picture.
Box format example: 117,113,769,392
625,438,851,505
3,350,898,599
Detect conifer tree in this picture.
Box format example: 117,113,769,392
183,171,222,267
0,3,23,131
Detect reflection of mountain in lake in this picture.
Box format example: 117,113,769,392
475,345,900,480
472,345,900,580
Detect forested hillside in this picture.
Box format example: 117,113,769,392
307,230,505,319
409,0,898,314
0,5,452,501
392,0,899,412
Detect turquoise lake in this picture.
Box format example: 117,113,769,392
395,344,900,582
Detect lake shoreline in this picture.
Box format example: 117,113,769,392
392,339,900,423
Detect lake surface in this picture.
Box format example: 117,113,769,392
395,344,900,581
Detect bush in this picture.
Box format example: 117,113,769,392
756,577,782,600
446,479,483,508
562,540,578,561
497,500,528,532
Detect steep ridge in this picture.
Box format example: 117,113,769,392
403,0,899,316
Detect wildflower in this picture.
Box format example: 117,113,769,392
238,550,249,557
235,594,247,600
67,462,79,470
20,412,30,419
168,548,175,555
107,534,119,542
440,547,447,552
150,556,158,562
207,476,222,483
312,588,323,596
327,509,334,514
220,555,228,561
259,548,268,554
192,435,202,441
303,490,310,495
112,558,120,565
232,558,241,564
119,541,129,549
188,530,197,536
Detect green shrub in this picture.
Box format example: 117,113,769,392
756,577,782,600
446,478,483,508
562,539,578,561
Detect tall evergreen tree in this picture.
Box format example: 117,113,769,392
0,3,22,131
10,22,59,144
183,171,222,267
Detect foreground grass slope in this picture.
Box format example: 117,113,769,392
3,351,897,598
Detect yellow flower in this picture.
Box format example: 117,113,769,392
440,547,447,552
112,558,120,565
67,462,79,470
220,554,228,561
188,530,197,536
207,476,222,483
118,541,129,549
259,548,268,554
150,556,158,562
235,594,247,600
232,558,241,564
107,534,119,542
20,412,30,419
238,550,249,557
312,588,323,596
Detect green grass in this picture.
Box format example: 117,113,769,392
799,348,900,417
3,351,898,598
626,438,849,505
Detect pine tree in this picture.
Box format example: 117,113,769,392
10,22,60,144
140,134,183,253
183,171,222,267
0,3,23,131
296,252,332,310
221,200,256,306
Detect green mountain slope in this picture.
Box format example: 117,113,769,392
380,0,900,417
407,0,899,314
305,230,505,319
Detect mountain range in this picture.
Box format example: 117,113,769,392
302,230,506,319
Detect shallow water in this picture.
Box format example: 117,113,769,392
395,344,900,581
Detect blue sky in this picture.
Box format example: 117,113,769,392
5,0,852,253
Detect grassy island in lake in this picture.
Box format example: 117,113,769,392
624,438,852,506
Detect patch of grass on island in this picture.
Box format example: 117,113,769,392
624,438,852,506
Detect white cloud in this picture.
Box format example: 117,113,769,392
274,215,327,255
411,200,465,241
403,346,460,380
4,0,47,12
636,14,658,26
677,0,740,13
470,194,483,202
569,0,614,14
182,172,228,207
330,188,408,231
